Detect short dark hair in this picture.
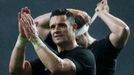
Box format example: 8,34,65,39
50,9,86,29
75,15,86,29
50,9,75,20
51,9,86,29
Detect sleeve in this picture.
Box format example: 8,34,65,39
30,59,50,75
90,35,122,75
91,35,122,59
66,49,96,75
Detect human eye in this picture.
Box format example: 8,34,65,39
59,23,67,28
50,24,55,30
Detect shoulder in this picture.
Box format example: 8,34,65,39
90,35,122,59
68,47,96,75
71,46,93,56
68,46,95,64
90,35,116,49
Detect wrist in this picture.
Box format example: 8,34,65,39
15,35,28,49
30,35,40,43
30,35,43,50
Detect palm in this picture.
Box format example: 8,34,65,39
18,7,31,37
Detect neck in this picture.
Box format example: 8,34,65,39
57,40,78,53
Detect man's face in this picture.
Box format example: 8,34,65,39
49,15,75,45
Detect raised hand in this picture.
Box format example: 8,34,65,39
95,0,109,15
18,7,31,38
20,7,38,41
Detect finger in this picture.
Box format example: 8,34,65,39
23,13,33,27
21,14,29,27
105,0,108,5
19,19,26,37
19,18,22,33
22,14,35,38
97,0,103,6
18,12,21,19
24,6,31,14
21,18,31,39
23,23,34,41
27,7,31,14
23,13,33,26
18,12,23,33
21,7,27,14
22,25,30,39
21,8,23,13
21,7,30,14
21,14,33,35
27,14,34,25
21,12,37,40
18,12,21,25
25,13,34,27
24,14,35,35
101,0,109,11
102,0,108,5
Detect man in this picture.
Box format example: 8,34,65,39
9,8,96,75
31,0,130,75
76,0,130,75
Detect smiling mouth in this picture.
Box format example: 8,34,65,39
54,34,63,39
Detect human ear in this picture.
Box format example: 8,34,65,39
73,23,78,31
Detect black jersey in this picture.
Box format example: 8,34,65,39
88,36,121,75
30,47,96,75
58,47,96,75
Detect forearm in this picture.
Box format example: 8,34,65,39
34,12,51,26
9,35,27,72
94,0,130,48
98,12,129,35
34,13,51,40
98,12,130,47
31,36,63,73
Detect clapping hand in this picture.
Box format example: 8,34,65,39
19,7,38,41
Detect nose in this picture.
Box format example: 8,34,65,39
52,25,61,34
54,25,62,32
54,25,59,31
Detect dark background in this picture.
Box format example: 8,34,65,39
0,0,134,75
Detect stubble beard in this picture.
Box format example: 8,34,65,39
54,37,69,47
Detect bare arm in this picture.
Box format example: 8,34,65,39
96,0,130,48
9,35,31,75
31,36,76,75
34,12,51,27
34,13,51,40
9,7,32,75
